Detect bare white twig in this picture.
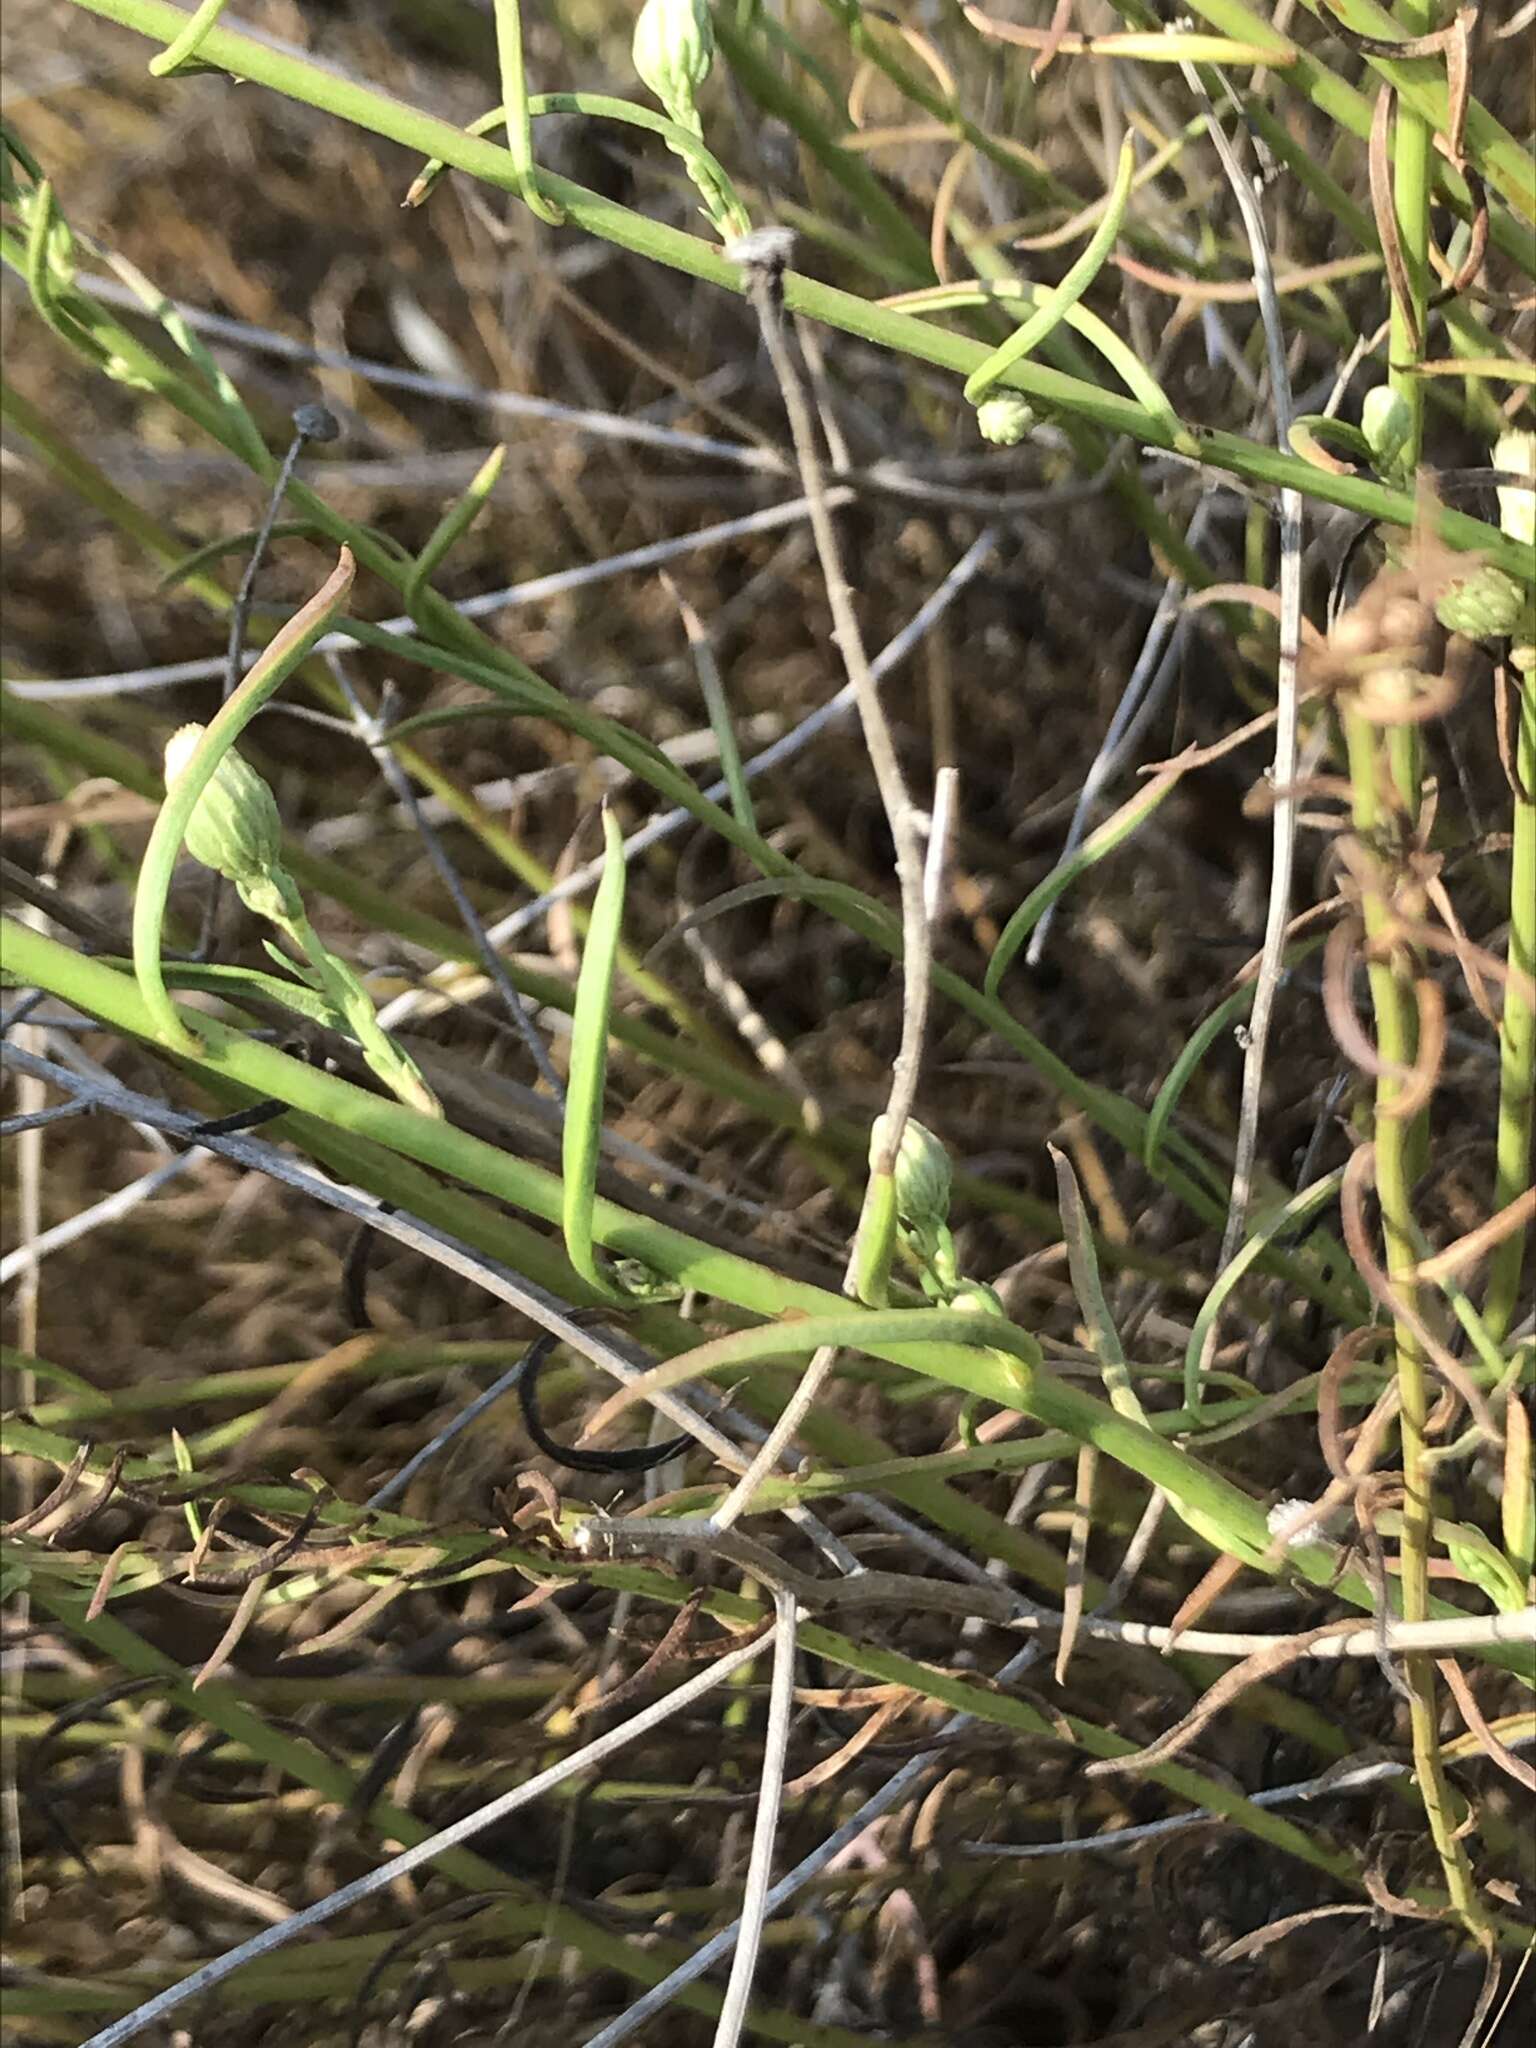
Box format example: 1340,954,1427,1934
732,240,931,1173
712,1587,799,2048
1180,71,1305,1316
963,1730,1536,1862
9,496,848,701
699,234,937,1538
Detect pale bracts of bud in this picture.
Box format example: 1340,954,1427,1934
975,393,1036,446
871,1114,952,1238
164,724,286,897
633,0,714,128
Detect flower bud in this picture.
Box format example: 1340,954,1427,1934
1494,430,1535,550
163,723,287,900
871,1114,952,1235
633,0,714,127
975,393,1036,446
1434,563,1525,640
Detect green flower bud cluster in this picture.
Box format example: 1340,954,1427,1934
162,725,439,1118
630,0,749,240
1434,565,1528,641
975,393,1037,447
633,0,714,133
869,1114,1012,1309
163,725,302,924
1432,431,1536,664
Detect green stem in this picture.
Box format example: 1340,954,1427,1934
1382,3,1431,817
1488,669,1536,1337
491,0,563,225
145,0,228,74
275,905,440,1117
1342,710,1488,1942
963,137,1136,405
47,0,1533,577
7,916,1522,1674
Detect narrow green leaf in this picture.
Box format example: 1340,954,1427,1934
1184,1171,1345,1410
986,768,1180,999
562,804,628,1299
964,137,1136,407
403,444,506,626
1048,1145,1145,1425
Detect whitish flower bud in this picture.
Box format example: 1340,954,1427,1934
1494,430,1535,549
975,393,1036,446
1361,385,1411,482
633,0,714,127
871,1114,952,1234
163,723,286,898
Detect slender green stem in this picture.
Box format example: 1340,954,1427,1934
7,915,1518,1671
963,137,1135,406
273,905,439,1117
145,0,228,74
1342,710,1488,1941
47,0,1534,577
491,0,563,225
1488,669,1536,1337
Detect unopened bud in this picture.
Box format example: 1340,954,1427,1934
1435,563,1525,639
163,724,294,916
633,0,714,127
871,1114,952,1235
975,393,1036,446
